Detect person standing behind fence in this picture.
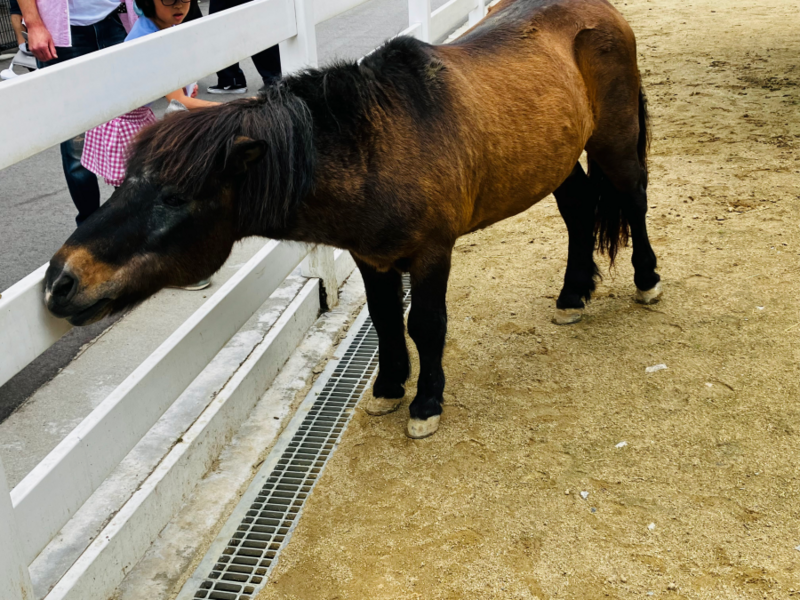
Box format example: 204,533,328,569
81,0,217,190
17,0,139,225
206,0,281,94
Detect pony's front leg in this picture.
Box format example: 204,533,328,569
406,253,451,439
355,259,410,416
553,162,599,324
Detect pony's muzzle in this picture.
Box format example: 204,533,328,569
44,261,91,321
49,270,78,304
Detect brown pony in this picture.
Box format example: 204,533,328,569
44,0,661,439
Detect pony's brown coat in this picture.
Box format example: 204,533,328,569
291,0,643,276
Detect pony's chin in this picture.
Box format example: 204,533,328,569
67,298,113,326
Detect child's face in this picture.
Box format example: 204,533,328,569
153,0,190,28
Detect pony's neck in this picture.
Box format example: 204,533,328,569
235,86,317,239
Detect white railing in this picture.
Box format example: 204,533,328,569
0,0,486,598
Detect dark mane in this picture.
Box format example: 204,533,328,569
128,36,446,232
285,36,448,135
129,86,315,233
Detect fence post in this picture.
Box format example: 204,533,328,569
301,246,339,308
469,0,486,26
408,0,431,42
0,457,34,600
279,0,318,72
279,0,340,307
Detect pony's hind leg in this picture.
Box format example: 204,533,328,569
553,162,600,324
589,156,661,303
406,251,451,439
355,259,410,416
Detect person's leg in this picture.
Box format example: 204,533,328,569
9,0,27,48
252,44,281,87
11,16,26,47
207,0,247,90
41,14,126,225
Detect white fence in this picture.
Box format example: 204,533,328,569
0,0,486,598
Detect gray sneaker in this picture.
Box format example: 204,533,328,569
207,82,247,94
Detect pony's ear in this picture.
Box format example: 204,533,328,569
225,136,267,175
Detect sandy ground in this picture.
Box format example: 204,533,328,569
257,0,800,598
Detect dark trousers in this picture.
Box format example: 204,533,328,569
40,11,127,225
208,0,281,86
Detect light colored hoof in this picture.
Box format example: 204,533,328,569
406,415,440,439
553,308,582,325
363,396,402,416
635,281,663,305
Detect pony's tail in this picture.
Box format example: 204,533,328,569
637,87,650,172
590,87,648,266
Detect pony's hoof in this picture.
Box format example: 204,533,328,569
553,308,582,325
363,396,402,416
635,281,662,305
406,415,440,439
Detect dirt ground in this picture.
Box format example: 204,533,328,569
257,0,800,598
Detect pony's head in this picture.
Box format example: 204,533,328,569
45,90,314,325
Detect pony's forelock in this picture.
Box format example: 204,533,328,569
128,87,315,232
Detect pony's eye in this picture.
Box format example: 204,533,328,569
161,193,187,208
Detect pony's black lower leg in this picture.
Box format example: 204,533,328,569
553,162,599,324
592,157,661,303
406,254,450,438
618,170,661,301
355,260,409,414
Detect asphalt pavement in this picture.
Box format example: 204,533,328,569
0,0,451,421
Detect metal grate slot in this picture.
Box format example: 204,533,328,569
185,276,411,600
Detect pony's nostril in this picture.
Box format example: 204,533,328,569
51,272,78,302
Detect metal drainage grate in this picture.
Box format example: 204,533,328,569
187,277,411,600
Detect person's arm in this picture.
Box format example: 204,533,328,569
18,0,57,61
165,88,218,110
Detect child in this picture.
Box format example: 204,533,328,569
82,0,217,189
82,0,217,290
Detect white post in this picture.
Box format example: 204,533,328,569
0,457,34,600
469,0,486,26
408,0,431,42
279,0,318,72
301,246,339,308
278,0,340,308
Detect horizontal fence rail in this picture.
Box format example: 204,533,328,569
0,265,72,388
0,0,487,595
11,241,308,565
0,0,296,171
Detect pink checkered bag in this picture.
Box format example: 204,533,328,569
81,106,157,187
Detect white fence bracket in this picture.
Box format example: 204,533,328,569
301,246,339,308
280,0,318,72
469,0,486,25
408,0,432,42
0,457,34,600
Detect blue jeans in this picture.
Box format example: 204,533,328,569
39,11,127,225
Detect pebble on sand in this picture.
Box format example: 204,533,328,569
616,441,628,448
580,491,589,500
648,522,656,531
646,363,668,373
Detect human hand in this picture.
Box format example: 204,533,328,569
28,23,57,61
191,86,198,98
